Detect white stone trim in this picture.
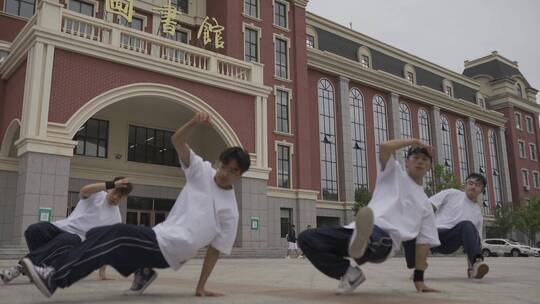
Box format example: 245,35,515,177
517,139,526,159
267,187,318,200
0,119,21,157
272,0,290,31
274,139,294,189
316,200,354,210
525,115,534,134
442,79,454,97
306,25,318,49
521,168,530,187
242,22,262,63
273,33,291,81
532,171,540,189
273,85,293,135
403,63,416,84
529,143,537,161
242,0,261,20
0,156,18,171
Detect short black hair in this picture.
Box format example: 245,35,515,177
113,176,133,196
466,173,487,188
406,146,432,161
219,147,251,173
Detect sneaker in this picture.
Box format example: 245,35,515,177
348,207,374,259
20,258,56,298
123,268,157,296
0,265,23,284
336,266,366,295
471,260,489,279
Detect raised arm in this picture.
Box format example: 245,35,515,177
171,112,211,167
79,178,129,199
379,138,432,170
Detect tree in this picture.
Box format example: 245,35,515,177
492,203,515,238
353,186,372,215
513,196,540,245
424,164,461,196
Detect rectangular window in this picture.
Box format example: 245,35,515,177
244,27,259,62
68,0,94,16
280,208,292,238
515,112,522,130
128,125,180,167
274,1,287,28
361,55,369,68
522,169,529,186
530,144,537,161
74,118,109,158
533,172,540,188
407,72,414,83
276,89,289,133
518,141,526,158
275,38,288,79
244,0,258,18
6,0,35,18
306,35,315,48
120,16,144,50
277,144,291,188
174,30,188,43
171,0,188,13
525,116,534,133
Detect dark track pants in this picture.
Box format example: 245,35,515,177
49,223,169,288
24,222,81,267
297,225,392,280
403,220,483,268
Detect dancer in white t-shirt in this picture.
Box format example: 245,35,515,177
0,177,131,284
21,112,251,299
298,139,441,294
403,173,489,279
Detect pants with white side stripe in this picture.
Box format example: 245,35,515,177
24,222,81,267
50,223,169,288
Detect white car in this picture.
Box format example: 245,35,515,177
482,239,532,257
527,246,540,257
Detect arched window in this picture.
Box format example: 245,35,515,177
475,125,490,215
318,79,338,201
516,83,524,98
440,115,453,172
399,102,412,158
488,129,503,206
418,109,433,187
350,88,368,189
372,95,388,158
456,120,469,183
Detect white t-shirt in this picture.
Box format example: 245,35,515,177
53,191,122,242
153,150,239,270
431,189,483,237
345,155,440,252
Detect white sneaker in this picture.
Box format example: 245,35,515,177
349,207,374,259
336,266,366,295
471,260,489,279
0,265,23,284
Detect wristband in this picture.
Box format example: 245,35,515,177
413,270,424,282
105,181,115,190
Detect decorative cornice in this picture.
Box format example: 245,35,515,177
292,0,309,8
487,94,540,115
308,49,507,126
267,187,319,200
0,157,18,172
464,51,519,69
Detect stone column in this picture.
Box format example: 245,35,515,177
497,127,513,203
337,76,354,204
389,93,403,164
234,176,268,248
13,152,70,244
431,106,444,165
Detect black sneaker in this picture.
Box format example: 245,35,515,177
123,268,157,296
471,259,489,279
20,258,57,298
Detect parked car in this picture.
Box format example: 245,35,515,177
482,239,532,257
527,246,540,257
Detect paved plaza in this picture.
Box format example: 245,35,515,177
0,256,538,304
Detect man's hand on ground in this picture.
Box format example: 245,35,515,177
195,288,224,297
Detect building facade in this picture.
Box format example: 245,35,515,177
1,0,539,246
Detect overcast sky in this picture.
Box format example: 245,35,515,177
306,0,540,91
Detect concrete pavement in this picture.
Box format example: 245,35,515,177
0,256,538,304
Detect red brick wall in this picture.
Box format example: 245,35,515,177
0,14,27,42
48,50,256,152
0,60,26,145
